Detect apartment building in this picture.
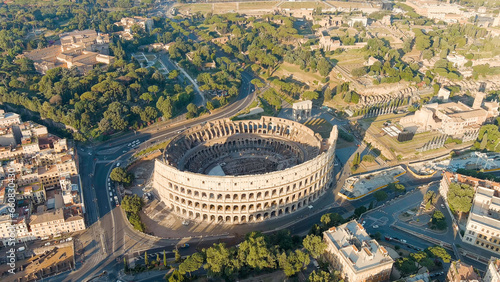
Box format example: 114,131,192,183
17,184,46,205
462,187,500,253
323,220,394,282
0,110,21,127
29,209,85,239
446,261,481,282
484,257,500,282
0,215,33,245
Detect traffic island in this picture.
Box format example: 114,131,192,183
338,166,406,200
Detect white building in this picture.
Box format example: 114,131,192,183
0,215,33,245
0,110,21,127
462,187,500,253
348,17,368,27
447,54,467,68
484,257,500,282
323,220,394,282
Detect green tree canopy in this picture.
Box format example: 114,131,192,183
303,234,327,259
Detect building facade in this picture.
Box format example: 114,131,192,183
29,209,85,239
153,117,337,224
484,257,500,282
323,220,394,282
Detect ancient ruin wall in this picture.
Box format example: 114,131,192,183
153,117,338,224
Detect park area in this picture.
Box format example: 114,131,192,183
359,114,449,158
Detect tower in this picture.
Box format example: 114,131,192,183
473,92,485,109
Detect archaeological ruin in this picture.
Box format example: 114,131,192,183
153,117,338,224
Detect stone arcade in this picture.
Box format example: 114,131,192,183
153,117,338,224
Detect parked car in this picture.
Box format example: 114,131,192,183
180,244,190,249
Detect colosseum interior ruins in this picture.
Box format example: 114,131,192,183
153,116,338,224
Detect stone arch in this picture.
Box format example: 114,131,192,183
189,211,194,218
195,212,200,219
218,215,223,222
210,215,216,221
203,214,208,220
225,216,231,222
241,215,247,222
225,205,231,212
241,205,247,211
249,215,254,222
225,194,231,200
233,194,238,200
271,211,276,218
233,216,239,223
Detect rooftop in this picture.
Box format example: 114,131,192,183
324,220,393,273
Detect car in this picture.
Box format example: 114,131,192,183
308,205,313,209
44,242,51,246
441,204,445,209
362,221,366,226
109,192,113,197
401,239,407,243
180,243,190,248
17,247,25,251
372,225,379,228
182,220,189,226
116,162,121,167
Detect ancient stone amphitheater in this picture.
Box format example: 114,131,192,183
153,117,338,224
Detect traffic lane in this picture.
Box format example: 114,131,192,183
78,154,99,225
94,162,114,217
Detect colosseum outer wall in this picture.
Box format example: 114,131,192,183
153,117,338,224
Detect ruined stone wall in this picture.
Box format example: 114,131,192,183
153,117,338,224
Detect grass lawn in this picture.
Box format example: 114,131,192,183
145,54,156,61
304,118,333,138
280,1,329,8
273,62,324,86
239,1,278,9
360,115,445,156
174,3,213,13
329,49,368,71
152,61,163,69
327,1,372,8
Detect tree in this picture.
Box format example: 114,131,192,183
374,190,388,202
427,246,451,263
447,182,474,215
388,182,405,193
179,253,204,276
278,250,310,277
110,167,133,185
320,214,331,226
308,270,333,282
174,249,181,263
354,206,367,217
302,91,319,100
144,251,148,265
123,257,128,273
168,269,185,282
163,250,167,267
204,243,235,276
238,232,276,270
303,234,327,259
317,58,333,77
431,210,447,230
121,195,143,214
156,96,173,119
352,152,361,166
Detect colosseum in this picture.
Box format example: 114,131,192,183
152,116,338,224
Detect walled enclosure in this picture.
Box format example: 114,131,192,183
153,116,338,224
